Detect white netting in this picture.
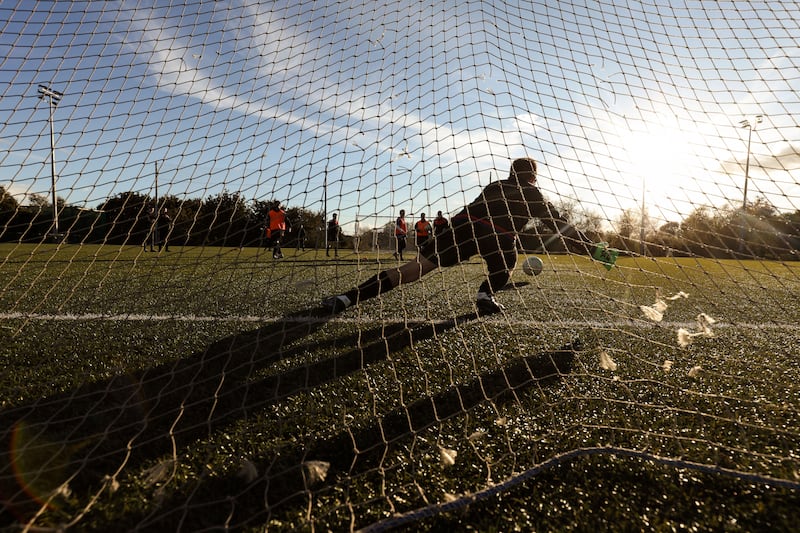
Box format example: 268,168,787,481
1,1,799,530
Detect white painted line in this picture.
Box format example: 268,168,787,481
1,311,798,330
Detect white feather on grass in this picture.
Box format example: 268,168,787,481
653,299,668,312
677,328,693,348
302,461,330,486
468,430,487,441
640,305,664,322
439,446,457,467
666,291,690,300
641,290,689,322
677,314,717,348
599,351,618,371
102,475,120,494
696,313,717,336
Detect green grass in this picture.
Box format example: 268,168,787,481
1,243,799,531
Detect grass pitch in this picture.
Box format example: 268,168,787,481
1,244,799,531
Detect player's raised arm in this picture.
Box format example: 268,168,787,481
541,201,595,255
542,202,618,269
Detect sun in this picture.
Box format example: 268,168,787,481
617,124,710,221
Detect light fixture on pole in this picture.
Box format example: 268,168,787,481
738,115,762,254
323,168,328,252
640,176,647,257
38,84,64,240
739,114,762,210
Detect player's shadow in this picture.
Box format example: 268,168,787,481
0,306,333,521
105,339,581,530
0,302,576,527
500,280,531,290
0,305,476,522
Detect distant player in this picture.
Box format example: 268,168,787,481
393,209,408,261
143,206,156,252
414,213,432,250
157,207,171,252
433,210,449,235
267,201,289,259
322,158,615,314
296,223,307,251
326,213,340,257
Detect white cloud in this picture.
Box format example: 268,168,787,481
0,182,36,205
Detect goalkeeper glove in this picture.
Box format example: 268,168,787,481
592,242,619,270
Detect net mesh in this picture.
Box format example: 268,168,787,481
2,1,800,530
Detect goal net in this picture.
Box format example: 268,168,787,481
2,1,800,530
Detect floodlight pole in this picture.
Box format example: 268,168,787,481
154,161,160,248
738,115,762,253
740,115,762,209
38,85,63,240
640,177,646,257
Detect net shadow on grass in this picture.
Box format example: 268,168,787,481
0,301,577,528
109,337,580,531
0,306,335,523
0,305,471,523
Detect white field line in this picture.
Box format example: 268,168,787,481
1,311,799,330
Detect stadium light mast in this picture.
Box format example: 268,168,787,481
640,176,646,257
738,114,762,254
154,161,160,247
38,84,64,240
739,114,762,210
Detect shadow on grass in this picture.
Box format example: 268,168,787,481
89,336,580,531
0,304,577,529
0,306,334,523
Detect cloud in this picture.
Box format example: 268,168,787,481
757,142,800,172
115,0,524,184
0,182,36,205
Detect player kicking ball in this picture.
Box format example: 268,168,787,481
322,157,616,315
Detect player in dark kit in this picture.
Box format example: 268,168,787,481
322,158,616,314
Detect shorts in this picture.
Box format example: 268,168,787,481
420,215,515,268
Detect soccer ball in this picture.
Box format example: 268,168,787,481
522,256,543,276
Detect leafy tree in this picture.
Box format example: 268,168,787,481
0,186,19,212
680,205,741,257
163,196,200,247
97,191,152,245
197,191,249,246
614,208,640,239
551,199,604,235
285,206,324,248
0,186,21,241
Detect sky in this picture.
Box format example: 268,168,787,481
1,0,800,234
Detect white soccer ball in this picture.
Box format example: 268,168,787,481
522,256,544,276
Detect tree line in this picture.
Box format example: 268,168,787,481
0,189,326,249
1,186,798,259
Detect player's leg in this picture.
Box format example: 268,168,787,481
475,234,518,314
273,230,284,258
322,255,438,312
